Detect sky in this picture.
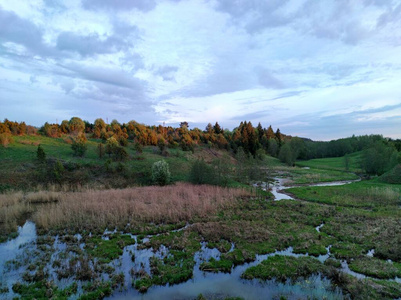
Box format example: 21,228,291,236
0,0,401,141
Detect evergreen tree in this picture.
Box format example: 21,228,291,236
213,122,222,135
37,144,46,162
256,122,264,142
275,128,282,147
266,125,275,139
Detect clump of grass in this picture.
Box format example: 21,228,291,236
241,255,325,282
12,281,78,299
200,257,233,273
349,257,401,279
206,239,232,253
325,271,401,299
221,249,246,266
79,281,112,300
331,242,365,261
324,258,341,268
133,230,202,292
85,234,135,263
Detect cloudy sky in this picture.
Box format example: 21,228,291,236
1,0,401,140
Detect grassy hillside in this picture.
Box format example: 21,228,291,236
379,164,401,184
296,152,363,173
0,135,199,191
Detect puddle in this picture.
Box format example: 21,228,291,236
316,223,324,233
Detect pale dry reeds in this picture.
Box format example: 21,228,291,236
0,191,31,234
32,183,250,232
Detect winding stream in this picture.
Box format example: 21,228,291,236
267,177,361,201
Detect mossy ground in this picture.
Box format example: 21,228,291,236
349,256,401,279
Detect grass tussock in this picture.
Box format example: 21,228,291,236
32,183,250,232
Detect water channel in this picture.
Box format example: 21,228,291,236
0,177,396,299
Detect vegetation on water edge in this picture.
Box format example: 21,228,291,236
349,256,401,279
241,255,324,281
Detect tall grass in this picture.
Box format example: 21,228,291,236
30,183,250,232
0,192,31,235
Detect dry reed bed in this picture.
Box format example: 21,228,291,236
32,183,250,232
0,192,31,233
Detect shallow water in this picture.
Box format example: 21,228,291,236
107,245,344,300
0,175,393,299
0,221,37,297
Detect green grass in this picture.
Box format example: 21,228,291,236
289,167,359,184
0,134,196,189
349,257,401,279
379,164,401,184
200,257,233,273
206,239,232,253
85,234,135,263
287,180,401,209
296,152,363,173
133,230,202,291
12,281,78,299
241,255,325,282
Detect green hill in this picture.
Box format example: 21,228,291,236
379,164,401,184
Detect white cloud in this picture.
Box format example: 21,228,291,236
1,0,401,139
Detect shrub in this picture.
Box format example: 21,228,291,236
97,143,105,159
362,142,398,175
157,137,166,152
113,146,129,161
189,159,216,185
133,142,143,154
0,133,13,147
71,133,87,157
53,160,65,184
152,160,171,186
37,145,46,162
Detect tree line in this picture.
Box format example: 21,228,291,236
0,117,286,157
1,117,400,176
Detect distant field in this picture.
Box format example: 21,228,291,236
296,152,363,173
287,179,401,209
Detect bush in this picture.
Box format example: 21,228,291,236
0,133,13,147
362,142,398,175
113,146,129,161
53,160,65,184
278,143,295,166
152,160,171,186
37,145,46,162
133,142,143,154
71,133,87,157
189,159,215,185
